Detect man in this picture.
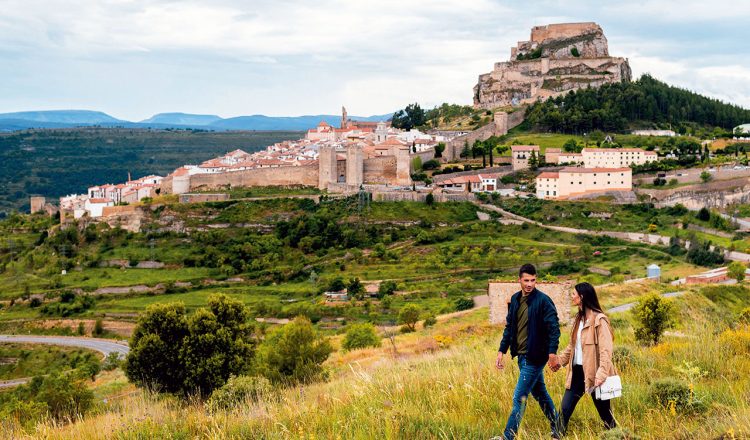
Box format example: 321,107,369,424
495,264,561,440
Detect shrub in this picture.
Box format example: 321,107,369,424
342,323,381,351
454,297,475,311
728,261,746,282
377,280,397,298
650,378,690,408
422,159,440,170
206,375,273,412
254,316,332,385
102,352,122,371
93,318,104,336
399,325,415,333
650,378,708,414
718,327,750,354
25,373,95,421
739,307,750,325
423,315,437,328
632,294,676,345
398,304,421,331
29,297,42,308
125,295,254,397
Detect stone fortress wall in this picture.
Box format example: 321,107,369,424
489,281,573,327
529,22,601,44
163,144,411,195
474,22,631,110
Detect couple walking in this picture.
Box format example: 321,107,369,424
493,264,617,440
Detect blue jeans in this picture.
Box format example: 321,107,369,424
503,355,560,440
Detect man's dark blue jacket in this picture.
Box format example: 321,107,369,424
498,288,561,366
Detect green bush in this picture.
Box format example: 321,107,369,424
342,323,381,351
125,294,255,397
102,352,122,371
454,297,474,311
398,304,421,331
423,315,437,328
650,378,690,407
633,294,676,345
254,316,332,385
206,375,274,412
650,378,708,414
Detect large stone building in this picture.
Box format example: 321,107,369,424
474,22,631,109
536,167,632,200
545,147,658,168
511,145,541,171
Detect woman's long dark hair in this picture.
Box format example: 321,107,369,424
571,282,605,346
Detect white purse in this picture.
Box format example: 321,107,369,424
595,375,622,400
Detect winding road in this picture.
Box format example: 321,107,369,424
0,335,129,389
0,335,129,357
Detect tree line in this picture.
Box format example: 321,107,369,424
525,75,750,134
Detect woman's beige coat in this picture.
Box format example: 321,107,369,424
557,313,617,391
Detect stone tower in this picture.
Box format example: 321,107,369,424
318,144,337,190
30,196,45,213
395,146,412,186
341,106,349,129
375,122,388,143
345,144,364,188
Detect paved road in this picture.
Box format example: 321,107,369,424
0,378,29,389
0,335,130,357
608,291,687,314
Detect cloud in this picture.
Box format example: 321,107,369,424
0,0,747,119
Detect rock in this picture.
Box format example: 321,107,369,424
474,22,631,109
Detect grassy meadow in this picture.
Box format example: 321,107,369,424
5,283,748,440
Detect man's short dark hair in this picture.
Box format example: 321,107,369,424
519,263,537,278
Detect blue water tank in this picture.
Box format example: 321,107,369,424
647,264,661,279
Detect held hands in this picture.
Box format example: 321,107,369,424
548,353,561,372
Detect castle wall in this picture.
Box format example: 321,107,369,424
188,164,319,191
530,22,599,43
363,157,397,184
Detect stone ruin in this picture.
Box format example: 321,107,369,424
488,281,574,326
474,22,631,109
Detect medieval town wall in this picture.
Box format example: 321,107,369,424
188,164,319,191
364,157,398,184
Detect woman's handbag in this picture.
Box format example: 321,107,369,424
595,375,622,400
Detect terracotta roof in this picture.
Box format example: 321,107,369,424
511,145,540,151
318,120,331,127
559,167,631,173
88,198,112,204
172,167,189,177
537,172,560,179
582,148,646,153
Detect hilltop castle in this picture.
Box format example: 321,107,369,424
473,22,631,109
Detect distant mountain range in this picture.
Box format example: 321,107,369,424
0,110,394,132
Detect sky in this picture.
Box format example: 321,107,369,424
1,0,749,121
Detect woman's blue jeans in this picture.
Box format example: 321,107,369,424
503,355,560,440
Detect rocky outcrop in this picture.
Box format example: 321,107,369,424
474,22,631,109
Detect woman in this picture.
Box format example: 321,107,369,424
556,282,617,436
